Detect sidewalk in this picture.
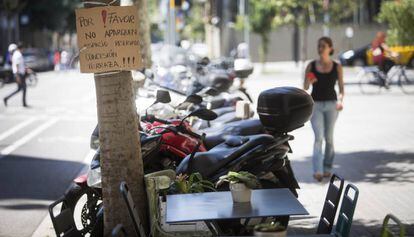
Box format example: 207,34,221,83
32,63,414,237
246,64,414,236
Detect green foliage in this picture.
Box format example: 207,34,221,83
217,171,261,189
20,0,81,32
254,222,285,232
182,2,205,41
1,0,27,12
378,0,414,46
170,173,216,194
238,0,357,63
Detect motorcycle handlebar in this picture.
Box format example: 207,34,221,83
142,115,202,139
142,115,171,124
185,129,202,139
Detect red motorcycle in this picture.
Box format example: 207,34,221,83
59,108,217,236
53,87,312,236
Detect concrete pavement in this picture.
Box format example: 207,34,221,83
245,62,414,236
1,64,414,236
0,70,97,237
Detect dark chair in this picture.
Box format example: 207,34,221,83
112,224,128,237
316,174,345,234
48,197,82,237
120,181,147,237
334,184,359,237
380,214,406,237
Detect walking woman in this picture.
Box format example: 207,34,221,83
304,37,344,182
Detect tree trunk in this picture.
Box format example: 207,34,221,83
259,33,269,73
133,0,152,68
96,71,146,236
82,1,147,236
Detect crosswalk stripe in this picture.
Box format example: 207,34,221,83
0,118,59,157
0,117,38,141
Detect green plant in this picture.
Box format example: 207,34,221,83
170,173,216,194
217,171,261,189
378,0,414,46
254,222,286,232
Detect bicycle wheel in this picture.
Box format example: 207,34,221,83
359,71,382,94
26,73,38,87
399,68,414,94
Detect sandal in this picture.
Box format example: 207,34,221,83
313,173,323,182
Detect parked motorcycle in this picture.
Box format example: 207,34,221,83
54,87,313,237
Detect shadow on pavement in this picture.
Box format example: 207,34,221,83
0,203,49,210
0,154,85,201
288,219,414,237
291,150,414,184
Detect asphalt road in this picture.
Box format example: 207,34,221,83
0,70,97,237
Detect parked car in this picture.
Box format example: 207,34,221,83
339,44,414,68
22,48,54,72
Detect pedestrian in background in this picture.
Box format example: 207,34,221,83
303,37,344,182
53,50,61,71
3,43,29,107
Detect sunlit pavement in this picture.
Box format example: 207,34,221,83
0,65,413,236
0,70,97,237
246,62,414,236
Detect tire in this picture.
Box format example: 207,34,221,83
408,57,414,69
63,184,102,236
26,73,38,87
353,59,365,67
399,68,414,95
359,71,382,94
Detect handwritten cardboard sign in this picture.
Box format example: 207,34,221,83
75,6,142,73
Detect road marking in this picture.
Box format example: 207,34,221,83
0,118,59,157
0,117,38,141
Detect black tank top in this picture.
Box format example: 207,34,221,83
310,60,338,101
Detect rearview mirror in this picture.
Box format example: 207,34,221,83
198,87,220,96
184,94,203,105
188,108,217,121
155,90,171,104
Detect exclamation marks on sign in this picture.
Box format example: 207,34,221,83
122,57,136,66
101,10,107,27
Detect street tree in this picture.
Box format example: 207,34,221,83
378,0,414,46
132,0,152,68
274,0,357,61
237,0,358,67
243,0,278,67
82,0,148,236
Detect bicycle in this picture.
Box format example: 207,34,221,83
358,64,414,94
0,67,38,88
25,68,38,87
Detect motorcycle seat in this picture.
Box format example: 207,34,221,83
212,107,235,117
176,134,276,178
203,119,265,149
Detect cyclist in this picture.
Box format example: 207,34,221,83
371,31,399,87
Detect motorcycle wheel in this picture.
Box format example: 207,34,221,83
63,184,102,236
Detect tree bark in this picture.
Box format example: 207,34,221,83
132,0,152,68
96,71,146,236
82,0,147,236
